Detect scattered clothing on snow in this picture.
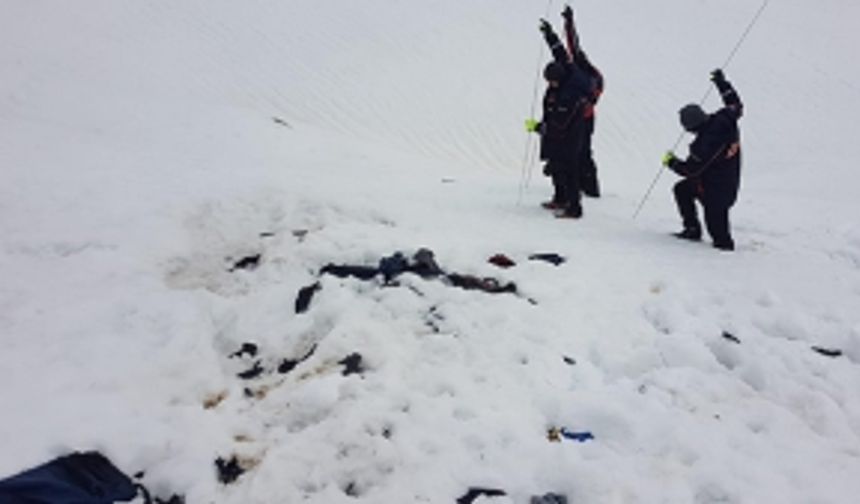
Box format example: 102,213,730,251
722,331,741,344
412,247,444,277
319,263,379,281
0,451,181,504
215,456,245,485
811,346,842,358
237,361,264,380
457,487,507,503
446,274,518,294
531,493,569,504
0,452,137,504
488,253,517,269
295,282,321,313
296,248,522,314
378,252,410,282
230,342,259,359
548,427,594,443
228,253,261,272
272,116,291,128
136,484,185,504
339,353,364,376
278,344,318,375
528,253,566,266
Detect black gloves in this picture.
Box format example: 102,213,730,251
539,18,552,34
710,68,727,85
562,5,573,22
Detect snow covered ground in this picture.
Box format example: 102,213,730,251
2,0,860,502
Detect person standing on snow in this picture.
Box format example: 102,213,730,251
561,6,604,198
525,18,591,219
662,69,743,251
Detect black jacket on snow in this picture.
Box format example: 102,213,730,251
669,79,744,208
538,28,591,162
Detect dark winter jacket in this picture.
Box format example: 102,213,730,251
669,79,743,208
538,28,591,161
577,52,603,119
562,17,603,120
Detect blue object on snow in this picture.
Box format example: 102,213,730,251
531,493,569,504
378,252,409,282
560,428,594,442
0,452,138,504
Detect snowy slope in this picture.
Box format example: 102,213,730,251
2,0,860,502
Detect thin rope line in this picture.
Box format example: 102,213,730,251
517,0,555,205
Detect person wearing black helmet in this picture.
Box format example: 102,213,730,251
662,69,743,251
525,19,591,219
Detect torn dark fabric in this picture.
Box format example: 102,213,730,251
320,264,379,280
528,253,566,266
339,353,364,376
531,493,569,504
378,252,410,282
278,344,318,375
488,254,516,269
229,254,261,272
299,249,519,314
137,484,186,504
457,487,507,503
215,457,244,485
229,342,258,359
446,274,517,294
411,248,444,277
812,346,842,358
295,282,321,313
0,452,138,504
721,331,741,344
237,361,264,380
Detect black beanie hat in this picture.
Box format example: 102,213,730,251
679,104,708,132
543,62,567,83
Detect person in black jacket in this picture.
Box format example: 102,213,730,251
663,69,743,251
561,6,604,198
526,19,591,218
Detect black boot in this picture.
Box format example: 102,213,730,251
673,227,702,241
555,205,583,219
712,240,735,251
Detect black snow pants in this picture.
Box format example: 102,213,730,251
579,116,600,197
674,178,734,248
547,159,581,212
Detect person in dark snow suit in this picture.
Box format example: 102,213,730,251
526,19,591,218
575,51,603,198
663,69,743,251
561,6,604,198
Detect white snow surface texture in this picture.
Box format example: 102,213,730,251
2,0,860,503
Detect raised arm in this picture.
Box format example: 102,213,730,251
562,5,578,62
712,69,743,119
539,19,570,65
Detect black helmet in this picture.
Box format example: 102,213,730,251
543,62,567,83
679,104,708,132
